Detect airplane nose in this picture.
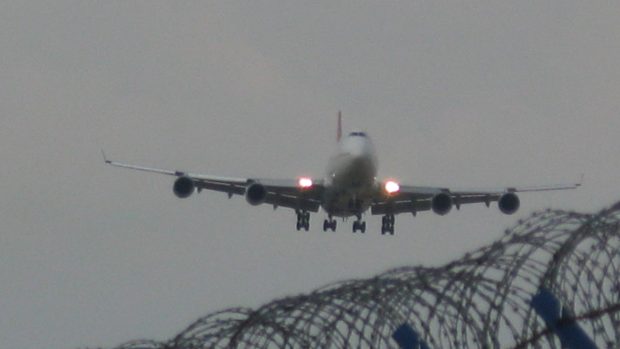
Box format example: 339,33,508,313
349,147,365,159
342,137,374,161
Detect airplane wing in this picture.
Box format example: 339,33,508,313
371,181,581,216
103,154,324,212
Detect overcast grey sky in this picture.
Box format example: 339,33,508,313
1,2,619,348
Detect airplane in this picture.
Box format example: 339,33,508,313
104,113,581,235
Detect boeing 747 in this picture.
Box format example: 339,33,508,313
105,113,580,235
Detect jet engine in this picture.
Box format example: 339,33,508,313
245,183,267,206
432,193,453,215
173,176,195,198
498,192,520,215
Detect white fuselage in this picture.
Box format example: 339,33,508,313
321,132,378,217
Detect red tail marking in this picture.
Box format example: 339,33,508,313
337,111,342,142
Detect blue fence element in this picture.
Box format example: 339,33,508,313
531,288,598,349
392,323,431,349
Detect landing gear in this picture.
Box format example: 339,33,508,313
381,214,395,235
323,217,337,232
352,216,366,233
296,211,310,231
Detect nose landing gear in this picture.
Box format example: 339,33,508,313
352,220,366,233
381,214,395,235
352,214,366,233
296,210,310,231
323,217,337,232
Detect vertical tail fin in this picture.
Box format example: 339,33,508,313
337,111,342,142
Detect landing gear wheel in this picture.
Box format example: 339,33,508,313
381,214,395,235
352,220,366,233
296,211,310,231
323,219,337,232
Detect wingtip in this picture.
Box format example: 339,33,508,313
101,149,111,164
577,173,585,187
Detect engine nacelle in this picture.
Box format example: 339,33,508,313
245,183,267,206
173,176,195,199
432,193,453,215
498,192,520,215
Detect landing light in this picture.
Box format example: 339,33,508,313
384,180,400,194
298,177,313,189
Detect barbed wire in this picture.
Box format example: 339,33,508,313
107,202,620,349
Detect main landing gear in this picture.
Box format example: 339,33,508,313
323,217,337,232
297,212,393,235
352,215,366,233
296,210,310,231
381,214,395,235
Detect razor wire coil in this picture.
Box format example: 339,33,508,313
109,203,620,349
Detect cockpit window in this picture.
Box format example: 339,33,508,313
349,131,367,137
